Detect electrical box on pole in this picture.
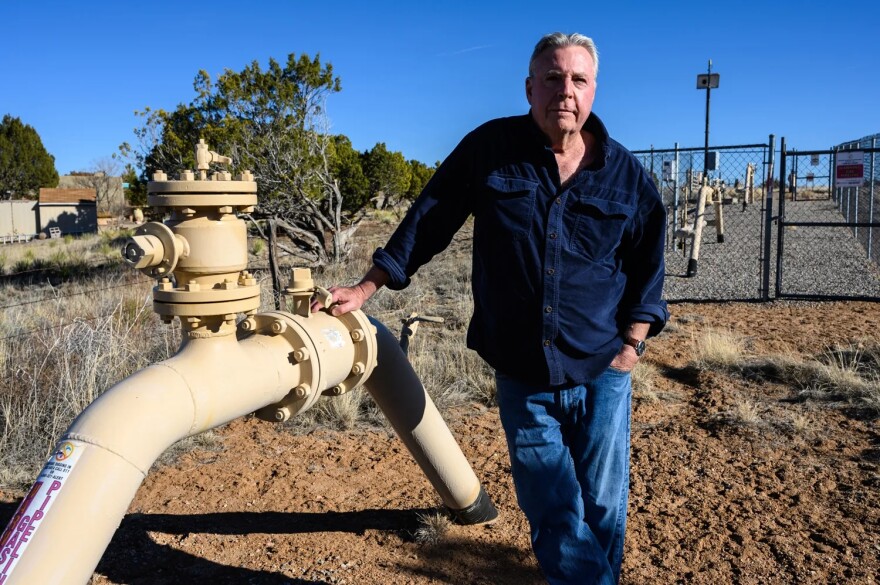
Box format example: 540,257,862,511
706,151,719,171
662,159,678,181
696,73,720,88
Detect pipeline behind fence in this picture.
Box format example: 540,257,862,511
636,136,880,303
633,142,771,302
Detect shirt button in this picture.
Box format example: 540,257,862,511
547,268,555,275
545,305,553,313
543,339,551,347
549,232,557,239
555,197,562,204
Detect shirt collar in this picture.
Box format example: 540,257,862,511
526,111,611,158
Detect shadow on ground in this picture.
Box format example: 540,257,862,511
1,504,540,584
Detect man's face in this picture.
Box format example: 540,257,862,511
526,46,597,142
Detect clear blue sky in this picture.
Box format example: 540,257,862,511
1,0,877,175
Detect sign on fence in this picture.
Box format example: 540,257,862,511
835,151,864,187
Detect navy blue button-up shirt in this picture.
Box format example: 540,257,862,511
373,113,668,387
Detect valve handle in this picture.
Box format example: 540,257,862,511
195,139,232,171
313,286,333,308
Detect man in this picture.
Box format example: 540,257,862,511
317,32,668,585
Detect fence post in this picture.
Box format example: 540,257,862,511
846,144,853,227
672,142,680,252
761,134,776,301
268,218,283,310
775,138,787,298
870,137,876,260
832,147,839,208
855,145,861,240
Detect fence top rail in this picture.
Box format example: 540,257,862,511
786,147,880,156
632,143,769,155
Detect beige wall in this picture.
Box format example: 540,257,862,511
0,200,39,238
39,203,97,235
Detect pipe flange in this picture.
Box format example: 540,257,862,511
246,310,377,423
153,296,262,318
154,284,262,304
132,222,184,278
320,310,378,397
148,179,258,195
247,312,322,422
147,193,258,209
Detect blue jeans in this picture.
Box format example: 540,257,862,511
495,368,632,585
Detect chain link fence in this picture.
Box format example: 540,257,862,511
836,135,880,267
633,143,771,301
776,136,880,299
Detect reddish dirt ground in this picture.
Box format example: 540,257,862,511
2,301,879,584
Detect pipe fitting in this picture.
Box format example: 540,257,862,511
123,222,187,278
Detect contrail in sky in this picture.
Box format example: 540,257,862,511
437,45,494,57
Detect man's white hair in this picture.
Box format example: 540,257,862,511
528,32,599,79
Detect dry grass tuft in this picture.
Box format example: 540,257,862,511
152,430,223,470
632,362,660,402
693,329,748,369
730,399,762,426
692,330,880,414
414,510,452,545
789,412,813,436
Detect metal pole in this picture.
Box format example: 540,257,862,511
832,147,838,207
673,142,680,252
687,60,715,280
847,144,854,226
855,143,861,240
869,138,876,260
703,60,712,178
775,138,787,298
762,135,776,301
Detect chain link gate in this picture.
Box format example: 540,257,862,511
633,141,772,302
775,139,880,300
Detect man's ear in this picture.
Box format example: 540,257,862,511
525,76,533,105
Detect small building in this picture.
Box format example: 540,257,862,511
59,173,125,218
0,199,39,242
38,188,97,235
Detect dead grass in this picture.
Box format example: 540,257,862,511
0,228,132,277
152,430,223,470
693,328,748,369
414,510,452,545
632,361,660,402
0,233,182,489
691,329,880,414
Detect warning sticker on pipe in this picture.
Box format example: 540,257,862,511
0,439,85,582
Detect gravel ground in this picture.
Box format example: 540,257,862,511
663,196,880,301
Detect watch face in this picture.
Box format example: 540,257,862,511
634,340,646,356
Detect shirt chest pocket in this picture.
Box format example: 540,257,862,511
570,197,634,261
482,175,538,241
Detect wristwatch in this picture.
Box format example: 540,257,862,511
624,336,646,357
